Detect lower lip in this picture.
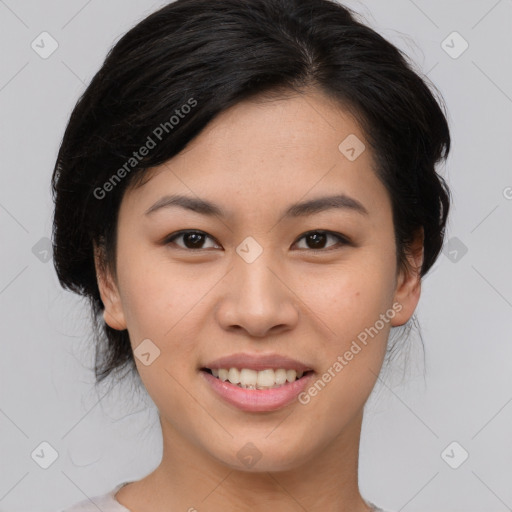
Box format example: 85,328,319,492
200,370,314,412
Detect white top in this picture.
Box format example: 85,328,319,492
59,482,131,512
59,481,390,512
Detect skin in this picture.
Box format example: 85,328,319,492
95,87,423,512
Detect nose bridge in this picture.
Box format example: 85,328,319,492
216,240,298,336
233,242,283,308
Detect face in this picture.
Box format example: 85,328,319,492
96,88,422,473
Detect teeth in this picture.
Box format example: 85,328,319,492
228,367,240,383
275,369,287,385
257,369,275,387
208,367,306,389
240,368,257,386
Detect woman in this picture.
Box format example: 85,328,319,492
52,0,451,510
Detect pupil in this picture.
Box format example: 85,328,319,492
185,232,203,248
308,233,326,249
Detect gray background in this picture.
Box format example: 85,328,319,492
0,1,511,511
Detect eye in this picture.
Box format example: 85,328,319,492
293,230,350,251
164,230,221,250
164,229,350,252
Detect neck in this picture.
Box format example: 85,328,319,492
121,409,373,512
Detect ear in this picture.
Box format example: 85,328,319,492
93,242,127,331
390,227,424,327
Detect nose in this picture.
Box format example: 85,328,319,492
215,251,300,338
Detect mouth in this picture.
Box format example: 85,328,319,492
200,353,316,412
201,367,314,390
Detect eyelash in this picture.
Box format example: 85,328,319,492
164,230,351,252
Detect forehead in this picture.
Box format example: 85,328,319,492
123,89,390,222
180,89,369,167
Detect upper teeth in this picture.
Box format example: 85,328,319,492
211,368,304,389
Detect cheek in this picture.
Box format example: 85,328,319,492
115,249,185,343
115,262,200,401
115,250,220,378
298,254,397,340
293,260,396,428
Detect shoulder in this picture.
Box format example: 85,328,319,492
57,482,132,512
366,500,393,512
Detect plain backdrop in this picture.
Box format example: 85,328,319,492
0,1,511,511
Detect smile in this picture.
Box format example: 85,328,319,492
200,368,315,412
203,367,312,389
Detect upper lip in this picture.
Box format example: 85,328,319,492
202,353,313,372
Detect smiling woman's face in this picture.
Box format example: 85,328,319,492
96,88,422,473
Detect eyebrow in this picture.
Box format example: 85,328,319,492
144,193,369,219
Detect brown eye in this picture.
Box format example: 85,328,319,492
164,229,350,252
165,230,220,250
294,231,350,251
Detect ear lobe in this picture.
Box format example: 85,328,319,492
93,243,127,331
390,227,424,327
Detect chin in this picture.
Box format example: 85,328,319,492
205,437,316,474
